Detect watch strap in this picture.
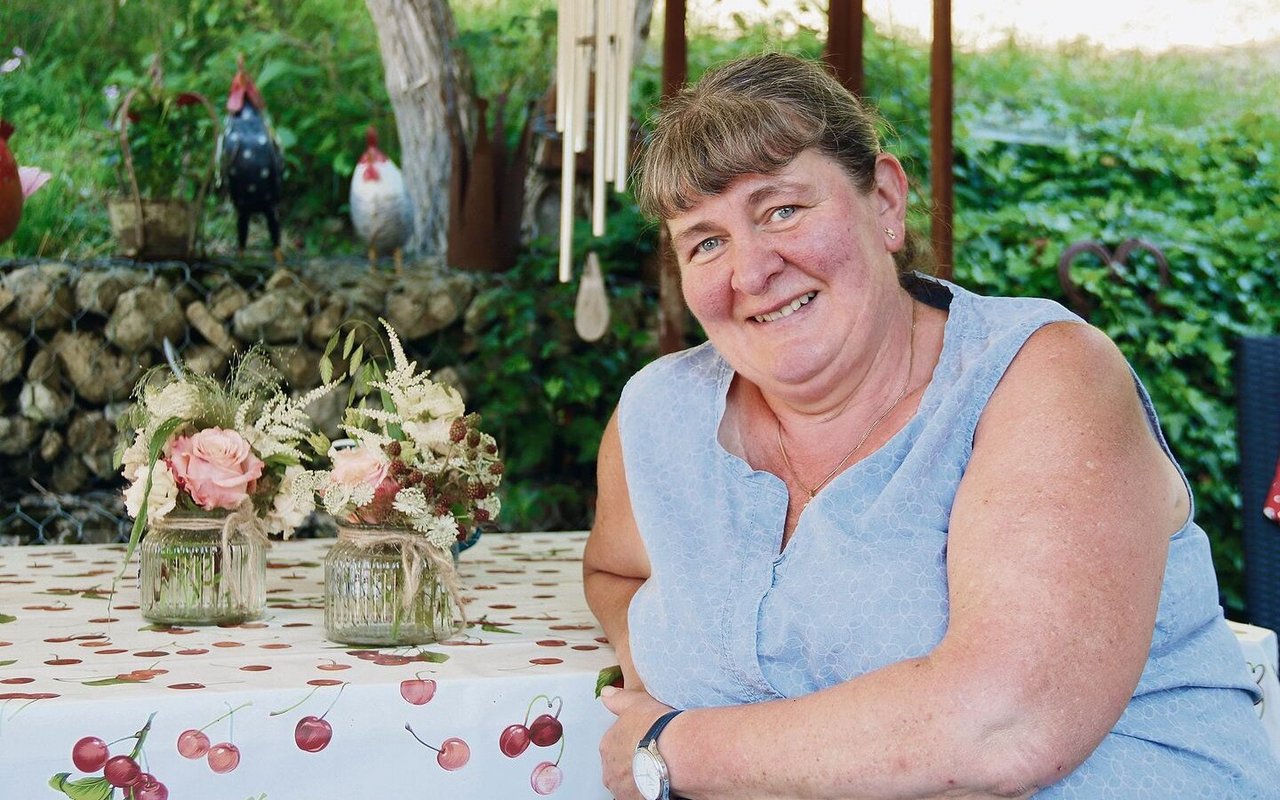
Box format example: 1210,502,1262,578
639,708,684,748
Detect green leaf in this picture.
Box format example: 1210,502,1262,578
0,613,15,624
595,665,623,697
480,622,519,634
413,650,450,663
48,773,113,800
0,659,14,666
342,328,357,360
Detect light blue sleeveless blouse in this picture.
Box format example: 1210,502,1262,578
619,276,1280,797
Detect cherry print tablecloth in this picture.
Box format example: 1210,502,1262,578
0,532,617,799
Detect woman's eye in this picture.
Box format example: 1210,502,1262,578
772,205,796,221
696,237,721,254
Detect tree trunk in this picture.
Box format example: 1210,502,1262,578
364,0,473,257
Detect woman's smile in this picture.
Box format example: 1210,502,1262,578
752,291,817,324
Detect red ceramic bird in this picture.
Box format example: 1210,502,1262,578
0,119,51,245
218,55,285,263
350,126,412,272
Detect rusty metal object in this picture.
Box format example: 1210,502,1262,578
446,94,533,272
1057,238,1170,319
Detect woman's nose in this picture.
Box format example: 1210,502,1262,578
729,235,784,295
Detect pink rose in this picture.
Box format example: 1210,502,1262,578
167,428,265,510
330,446,398,524
330,446,390,488
356,476,401,525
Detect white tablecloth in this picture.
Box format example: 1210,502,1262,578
0,532,616,799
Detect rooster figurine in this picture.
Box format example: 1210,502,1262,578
350,126,412,273
219,55,284,264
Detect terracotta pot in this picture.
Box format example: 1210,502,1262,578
0,120,22,245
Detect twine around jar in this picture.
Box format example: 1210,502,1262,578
336,524,467,630
152,502,270,607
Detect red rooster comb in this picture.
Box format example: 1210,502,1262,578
226,53,266,113
365,126,380,148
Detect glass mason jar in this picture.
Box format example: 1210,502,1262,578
139,512,267,625
324,524,462,646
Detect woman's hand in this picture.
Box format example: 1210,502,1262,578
599,686,676,800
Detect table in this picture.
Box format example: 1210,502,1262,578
0,532,617,799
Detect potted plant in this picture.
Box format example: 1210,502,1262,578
105,58,218,261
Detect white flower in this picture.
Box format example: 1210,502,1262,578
413,511,460,551
145,381,201,426
119,436,151,477
392,486,430,520
404,381,464,422
401,419,455,453
477,493,501,520
265,466,317,537
123,461,179,521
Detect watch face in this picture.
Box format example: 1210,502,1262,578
632,748,664,800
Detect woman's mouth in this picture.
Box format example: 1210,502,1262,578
753,291,816,324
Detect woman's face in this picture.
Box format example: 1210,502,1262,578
667,149,908,404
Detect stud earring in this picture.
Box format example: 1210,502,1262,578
883,227,897,240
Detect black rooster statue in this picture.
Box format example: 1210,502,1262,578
218,55,284,263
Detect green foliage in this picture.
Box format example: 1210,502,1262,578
455,210,658,531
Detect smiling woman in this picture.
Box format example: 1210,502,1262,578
582,52,1280,800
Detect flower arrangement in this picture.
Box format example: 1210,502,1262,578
316,319,504,645
317,319,504,550
117,349,334,554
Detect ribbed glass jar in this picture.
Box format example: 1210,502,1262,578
139,513,267,625
324,525,461,646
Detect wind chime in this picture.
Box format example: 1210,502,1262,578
556,0,634,340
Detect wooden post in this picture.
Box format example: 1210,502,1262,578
823,0,864,97
930,0,954,279
657,0,687,355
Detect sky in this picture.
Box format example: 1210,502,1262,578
685,0,1280,53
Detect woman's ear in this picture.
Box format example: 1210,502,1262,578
873,154,909,246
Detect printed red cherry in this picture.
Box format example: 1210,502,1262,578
529,713,563,747
500,723,532,757
399,677,437,705
104,754,142,787
295,715,333,752
207,742,241,773
71,736,109,772
177,729,210,758
405,723,470,771
437,737,470,771
531,761,564,795
126,774,168,800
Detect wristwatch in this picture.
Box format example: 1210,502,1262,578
632,709,684,800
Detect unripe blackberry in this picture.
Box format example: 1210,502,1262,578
467,483,488,500
449,418,467,442
383,441,402,457
466,430,481,448
474,508,491,523
489,462,505,475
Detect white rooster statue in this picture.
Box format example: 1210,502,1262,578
350,126,412,272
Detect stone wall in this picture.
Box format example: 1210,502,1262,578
0,256,483,544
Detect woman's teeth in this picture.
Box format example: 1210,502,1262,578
754,291,816,324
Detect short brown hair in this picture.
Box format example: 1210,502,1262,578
634,53,883,220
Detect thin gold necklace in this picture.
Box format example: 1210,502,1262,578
776,301,918,504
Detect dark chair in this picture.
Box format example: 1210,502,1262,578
1236,336,1280,632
